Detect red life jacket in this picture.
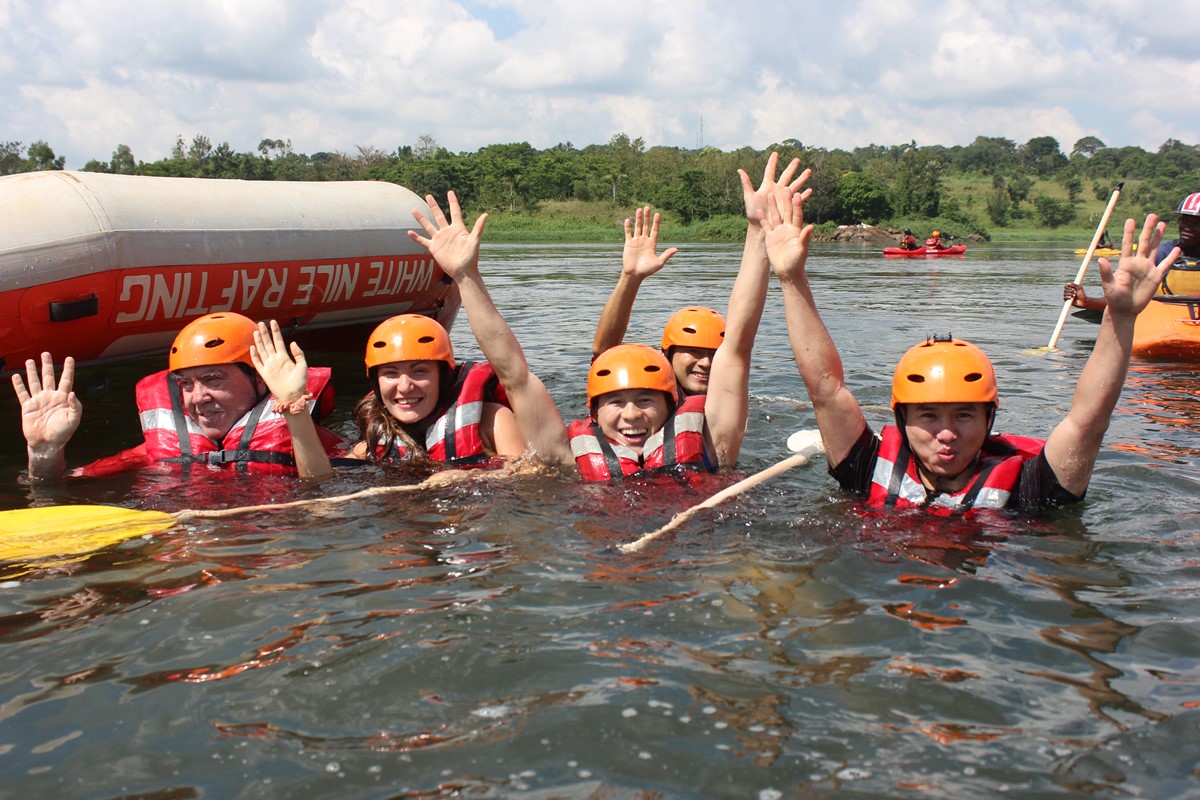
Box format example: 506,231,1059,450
376,362,510,465
925,237,941,248
78,367,341,476
866,425,1044,513
568,394,712,482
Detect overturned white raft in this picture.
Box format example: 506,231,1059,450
0,170,459,371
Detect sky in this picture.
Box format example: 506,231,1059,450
2,0,1198,169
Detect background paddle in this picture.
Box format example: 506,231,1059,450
1046,181,1124,349
0,463,535,570
618,430,824,554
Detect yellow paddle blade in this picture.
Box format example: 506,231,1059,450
0,505,177,564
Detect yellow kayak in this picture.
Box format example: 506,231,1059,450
1074,245,1135,257
1132,296,1200,360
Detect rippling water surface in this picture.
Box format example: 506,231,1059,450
1,242,1198,799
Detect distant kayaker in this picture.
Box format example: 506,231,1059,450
925,230,946,249
592,152,810,399
1065,190,1200,311
11,314,341,480
1098,229,1114,249
761,182,1178,513
899,228,919,250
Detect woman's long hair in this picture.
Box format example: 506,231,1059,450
354,362,455,462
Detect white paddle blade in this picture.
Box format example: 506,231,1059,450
787,429,823,455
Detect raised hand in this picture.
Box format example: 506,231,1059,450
622,206,678,279
250,320,311,411
408,190,487,282
739,151,811,226
1097,215,1177,318
760,186,814,281
12,352,82,477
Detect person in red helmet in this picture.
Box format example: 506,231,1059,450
761,183,1178,512
11,314,340,480
1065,190,1200,311
592,152,810,399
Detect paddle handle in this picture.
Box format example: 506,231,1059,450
1047,182,1124,348
618,445,822,554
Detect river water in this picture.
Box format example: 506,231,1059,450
0,242,1197,799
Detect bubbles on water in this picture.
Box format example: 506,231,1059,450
472,704,511,719
637,751,652,760
759,790,783,800
836,767,870,781
622,708,637,718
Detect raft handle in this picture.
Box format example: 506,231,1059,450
49,294,99,323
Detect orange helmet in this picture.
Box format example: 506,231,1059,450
891,336,998,408
660,306,725,352
364,315,454,375
169,313,257,372
588,344,677,404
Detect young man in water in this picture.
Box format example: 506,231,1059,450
1065,190,1200,310
761,183,1178,512
12,314,337,480
592,152,810,398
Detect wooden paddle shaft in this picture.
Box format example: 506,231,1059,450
1047,182,1124,348
618,445,822,554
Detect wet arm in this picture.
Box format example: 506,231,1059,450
706,154,811,466
763,188,867,466
410,192,573,467
1043,217,1176,495
592,207,677,357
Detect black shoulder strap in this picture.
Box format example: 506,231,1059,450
591,421,628,481
886,441,910,508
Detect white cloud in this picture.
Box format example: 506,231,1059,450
0,0,1195,168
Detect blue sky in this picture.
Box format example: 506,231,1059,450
1,0,1196,169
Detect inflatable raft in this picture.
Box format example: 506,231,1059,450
882,245,967,257
1131,296,1200,359
0,171,460,371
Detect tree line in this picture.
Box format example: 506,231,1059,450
3,132,1196,237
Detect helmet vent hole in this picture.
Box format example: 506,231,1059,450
204,338,226,349
964,372,983,383
906,374,925,384
417,335,435,344
644,365,661,374
682,326,697,335
596,368,612,378
371,341,386,349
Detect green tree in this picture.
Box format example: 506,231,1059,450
894,143,943,217
26,140,65,171
835,172,891,224
986,175,1010,225
1019,136,1067,176
1033,195,1074,227
1070,136,1105,159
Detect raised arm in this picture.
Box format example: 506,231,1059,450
250,320,333,480
1043,215,1177,495
11,352,82,479
409,192,573,467
761,186,868,466
592,206,679,357
706,152,810,466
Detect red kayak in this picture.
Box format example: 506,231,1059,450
883,245,967,257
